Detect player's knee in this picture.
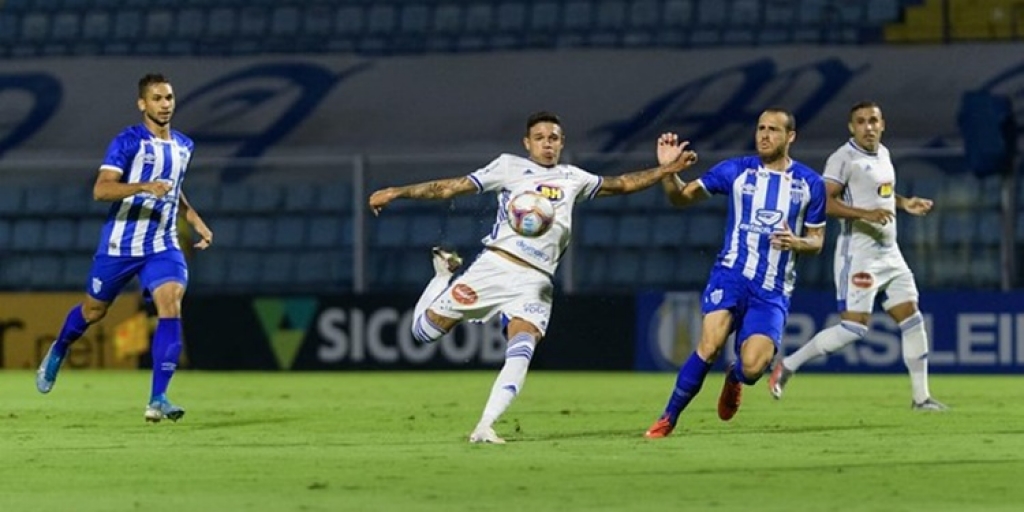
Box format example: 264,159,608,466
411,310,452,344
738,357,771,385
81,303,109,323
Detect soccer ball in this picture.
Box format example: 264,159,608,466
507,192,555,237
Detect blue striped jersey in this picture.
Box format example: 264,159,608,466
697,156,827,296
96,125,194,257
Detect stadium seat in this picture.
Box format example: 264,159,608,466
687,213,726,248
409,215,445,247
616,214,651,246
191,251,227,288
314,182,352,212
249,184,282,212
112,10,142,41
496,1,527,32
528,1,559,33
398,3,429,34
238,6,268,38
372,216,408,248
218,185,252,213
444,215,486,248
697,0,727,25
664,0,695,27
579,215,615,247
20,13,49,43
399,251,432,287
939,212,975,245
975,211,1002,246
30,256,62,288
0,220,10,248
52,184,90,214
212,217,241,248
0,13,19,45
0,186,23,214
335,4,365,36
308,216,346,248
61,254,92,289
269,5,301,38
284,183,316,212
174,8,204,39
651,213,685,247
240,218,273,248
12,219,45,251
43,218,76,251
731,0,761,25
74,218,102,251
608,248,642,285
226,251,261,287
144,10,174,39
184,186,215,212
50,12,79,41
271,216,306,248
464,3,493,33
641,250,676,288
261,252,294,286
23,186,57,215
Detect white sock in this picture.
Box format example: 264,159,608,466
783,320,868,372
476,332,537,430
900,312,931,403
410,272,452,344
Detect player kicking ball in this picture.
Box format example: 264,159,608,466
768,102,946,411
369,111,697,443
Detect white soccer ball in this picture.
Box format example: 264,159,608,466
507,191,555,237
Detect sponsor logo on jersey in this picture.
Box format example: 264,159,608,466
534,184,564,201
451,284,478,305
851,272,874,288
742,183,756,196
877,182,894,198
754,209,784,226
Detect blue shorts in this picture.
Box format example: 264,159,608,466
701,269,790,356
87,250,188,302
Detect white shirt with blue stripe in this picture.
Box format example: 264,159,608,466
697,156,827,296
96,124,193,257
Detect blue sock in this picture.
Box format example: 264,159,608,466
663,352,712,425
54,305,90,356
150,318,183,402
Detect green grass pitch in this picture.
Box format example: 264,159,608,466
2,370,1022,511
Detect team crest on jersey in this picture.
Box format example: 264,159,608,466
534,184,564,201
91,277,103,295
451,284,478,305
709,289,723,305
754,209,784,226
877,182,894,198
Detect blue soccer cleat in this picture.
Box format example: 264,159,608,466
36,341,67,394
145,396,186,423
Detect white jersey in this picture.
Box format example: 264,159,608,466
467,153,602,275
824,140,898,250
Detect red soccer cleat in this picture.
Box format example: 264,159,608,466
718,364,743,421
644,416,676,439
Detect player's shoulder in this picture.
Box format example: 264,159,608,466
790,161,825,186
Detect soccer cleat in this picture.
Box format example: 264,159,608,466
717,364,743,421
36,341,66,394
911,398,948,411
644,415,676,439
431,246,463,276
145,398,186,423
468,427,506,444
768,361,793,400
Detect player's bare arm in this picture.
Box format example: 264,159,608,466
178,191,213,249
896,194,933,216
368,176,476,215
823,180,894,224
661,175,710,207
597,133,697,197
770,223,824,253
93,169,172,201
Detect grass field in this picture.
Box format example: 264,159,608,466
2,370,1022,512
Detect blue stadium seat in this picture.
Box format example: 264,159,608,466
969,248,1000,288
174,8,204,39
261,252,294,286
608,248,642,285
409,215,445,247
399,251,432,287
30,256,62,288
465,3,493,33
664,0,694,27
250,184,282,212
688,213,725,248
53,184,90,214
23,186,57,215
616,214,650,246
367,4,397,35
764,0,797,25
579,215,615,247
43,219,76,251
296,250,345,287
218,185,252,212
302,4,333,38
373,216,408,248
0,13,19,45
398,3,429,34
940,213,975,245
145,10,174,39
238,6,268,38
315,182,351,212
62,254,92,289
975,212,1002,246
697,0,727,25
445,215,486,247
12,219,44,251
191,251,227,287
629,0,659,28
651,213,684,247
50,12,79,41
212,217,241,248
225,251,261,287
563,0,592,31
75,218,102,251
0,186,24,214
271,216,306,248
798,0,829,24
240,218,273,249
496,1,527,32
21,13,49,43
0,220,10,248
335,4,365,36
0,256,31,288
732,0,761,25
207,7,237,40
284,183,316,212
576,250,608,290
641,250,676,288
308,216,346,248
528,1,559,33
269,6,301,38
112,10,142,41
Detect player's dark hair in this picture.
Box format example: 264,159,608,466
763,108,796,132
138,73,170,98
526,111,562,135
849,101,882,120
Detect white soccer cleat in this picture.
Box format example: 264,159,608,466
768,361,793,400
431,247,462,276
912,398,948,411
469,427,506,444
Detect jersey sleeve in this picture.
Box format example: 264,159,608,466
573,166,603,202
696,159,740,195
804,176,827,228
99,131,139,174
822,149,849,187
467,154,510,193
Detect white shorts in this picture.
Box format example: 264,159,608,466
834,244,919,313
429,250,554,335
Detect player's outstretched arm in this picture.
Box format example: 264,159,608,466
93,169,171,202
660,175,709,207
596,133,698,197
368,176,476,216
896,194,933,216
179,191,213,250
823,181,894,224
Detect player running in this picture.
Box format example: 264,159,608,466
768,101,946,411
645,108,827,438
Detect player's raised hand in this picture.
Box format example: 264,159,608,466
368,188,398,216
770,221,796,251
863,208,895,224
657,133,698,170
902,197,933,216
192,220,213,250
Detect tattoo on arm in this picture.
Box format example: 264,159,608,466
598,167,666,196
398,177,474,200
